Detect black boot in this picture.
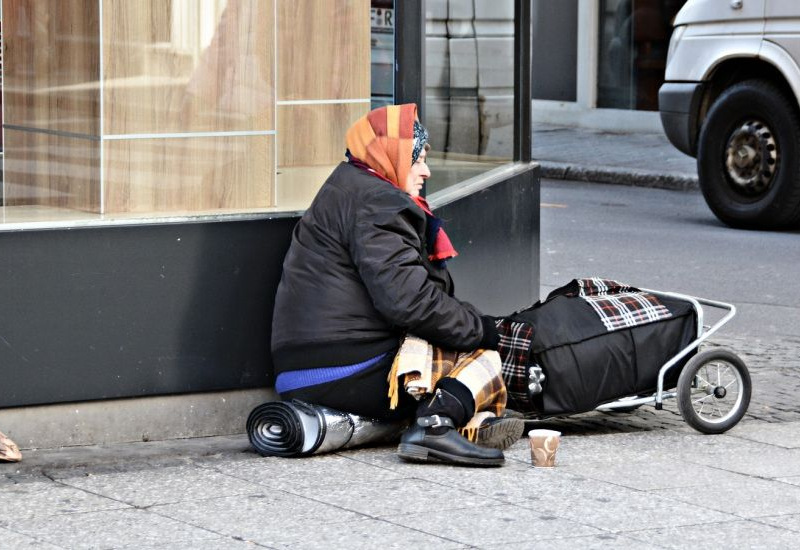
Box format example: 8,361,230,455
397,387,504,467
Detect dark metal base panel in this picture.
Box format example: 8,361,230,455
435,164,540,315
0,218,297,408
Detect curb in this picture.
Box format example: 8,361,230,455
539,161,700,192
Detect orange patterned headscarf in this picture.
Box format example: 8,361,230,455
345,104,458,264
345,103,419,191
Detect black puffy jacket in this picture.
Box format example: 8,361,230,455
271,162,491,374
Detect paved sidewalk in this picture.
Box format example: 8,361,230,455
3,331,800,549
3,391,800,549
533,124,699,191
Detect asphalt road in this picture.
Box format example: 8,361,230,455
539,179,800,341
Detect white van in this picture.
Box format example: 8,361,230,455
659,0,800,228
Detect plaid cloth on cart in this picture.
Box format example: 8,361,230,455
494,318,535,406
500,277,696,415
571,278,673,332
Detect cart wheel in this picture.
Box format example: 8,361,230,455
677,349,751,434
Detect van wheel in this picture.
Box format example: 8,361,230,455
697,79,800,229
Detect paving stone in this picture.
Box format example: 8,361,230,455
562,458,747,491
678,441,800,478
266,517,465,549
204,452,407,491
0,527,62,549
0,479,128,522
9,508,219,549
385,460,542,504
510,473,737,531
151,491,366,546
381,462,727,533
55,463,265,507
623,520,800,549
130,537,268,549
777,476,800,488
500,532,666,550
726,421,800,449
286,477,505,518
755,513,800,534
652,477,800,519
391,503,602,546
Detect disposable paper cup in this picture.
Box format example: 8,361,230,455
528,429,561,467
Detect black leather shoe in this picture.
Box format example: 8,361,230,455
397,415,505,467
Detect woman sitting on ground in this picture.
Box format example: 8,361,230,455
270,104,522,466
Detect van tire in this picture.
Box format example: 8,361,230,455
697,79,800,229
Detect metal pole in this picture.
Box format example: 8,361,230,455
514,0,532,162
394,0,426,122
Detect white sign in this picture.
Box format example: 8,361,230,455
371,8,394,30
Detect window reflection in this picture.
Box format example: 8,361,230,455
424,0,513,195
0,0,374,225
597,0,685,110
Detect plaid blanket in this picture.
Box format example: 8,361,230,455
387,335,507,440
494,318,535,406
572,278,673,331
573,278,632,296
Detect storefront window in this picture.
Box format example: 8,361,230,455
424,0,513,194
0,0,373,226
597,0,684,110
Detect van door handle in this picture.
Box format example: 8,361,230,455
730,0,743,9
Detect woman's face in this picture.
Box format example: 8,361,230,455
403,148,430,197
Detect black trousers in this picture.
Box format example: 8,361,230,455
280,352,417,421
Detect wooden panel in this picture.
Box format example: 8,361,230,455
3,129,101,212
278,102,369,166
278,0,370,100
276,165,335,211
102,0,274,135
2,0,100,135
103,135,274,213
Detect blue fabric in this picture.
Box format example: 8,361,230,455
275,352,391,394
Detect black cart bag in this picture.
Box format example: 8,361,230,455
496,278,698,416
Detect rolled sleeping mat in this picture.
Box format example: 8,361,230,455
247,399,408,457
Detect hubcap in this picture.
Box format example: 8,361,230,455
724,120,778,196
690,360,744,424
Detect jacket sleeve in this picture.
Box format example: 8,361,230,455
349,194,486,351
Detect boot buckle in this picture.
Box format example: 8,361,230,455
417,414,454,429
